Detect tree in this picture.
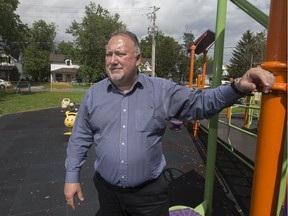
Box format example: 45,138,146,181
182,32,195,50
156,33,182,78
227,30,266,78
56,41,79,59
66,3,126,82
179,32,195,82
9,66,20,81
140,32,182,79
253,30,267,64
0,0,28,51
23,20,56,81
28,20,56,51
23,46,50,81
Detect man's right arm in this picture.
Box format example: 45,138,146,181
65,92,94,183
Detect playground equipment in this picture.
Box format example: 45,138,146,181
169,206,201,216
62,98,78,135
171,0,287,215
170,119,184,131
61,98,77,112
64,111,77,136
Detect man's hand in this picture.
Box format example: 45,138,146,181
64,182,84,210
236,67,275,94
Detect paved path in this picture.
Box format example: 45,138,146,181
0,108,250,216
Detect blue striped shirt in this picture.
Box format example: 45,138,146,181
65,73,240,187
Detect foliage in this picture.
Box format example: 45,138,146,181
140,32,182,79
28,20,56,51
180,32,196,82
23,46,50,81
0,0,28,51
139,31,211,82
227,30,267,78
182,32,195,50
56,41,79,59
155,32,182,78
177,54,190,83
66,3,126,82
23,20,56,81
9,66,20,81
194,54,213,77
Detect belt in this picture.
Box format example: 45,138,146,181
95,172,161,193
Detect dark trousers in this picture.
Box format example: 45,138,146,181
93,172,169,216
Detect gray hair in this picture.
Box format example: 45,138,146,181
109,30,141,56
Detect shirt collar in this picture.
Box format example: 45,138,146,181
106,72,144,93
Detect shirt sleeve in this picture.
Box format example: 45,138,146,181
170,83,242,121
65,91,94,182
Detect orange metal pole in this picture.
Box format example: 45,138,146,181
189,45,196,88
193,121,199,137
202,50,207,88
249,0,287,215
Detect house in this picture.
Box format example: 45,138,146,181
204,63,230,85
50,54,80,82
139,58,152,76
0,50,21,80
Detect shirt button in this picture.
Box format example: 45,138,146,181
123,109,126,112
121,160,125,163
122,125,126,128
121,142,125,145
121,175,125,179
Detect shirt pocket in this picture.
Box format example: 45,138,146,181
135,108,166,132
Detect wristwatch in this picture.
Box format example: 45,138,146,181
231,78,247,95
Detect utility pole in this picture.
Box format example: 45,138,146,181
148,6,160,77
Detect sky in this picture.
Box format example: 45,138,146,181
16,0,270,64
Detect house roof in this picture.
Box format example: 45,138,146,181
141,58,152,65
49,54,79,64
50,54,66,63
51,67,78,74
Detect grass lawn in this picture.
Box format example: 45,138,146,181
0,91,86,115
0,85,247,115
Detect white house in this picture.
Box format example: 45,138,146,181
50,54,80,82
0,51,20,80
203,63,230,85
139,58,152,76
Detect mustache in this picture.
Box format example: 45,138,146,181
109,67,122,70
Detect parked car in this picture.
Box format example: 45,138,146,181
0,79,12,88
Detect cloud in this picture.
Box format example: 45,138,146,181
16,0,269,63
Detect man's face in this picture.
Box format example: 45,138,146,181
105,35,141,88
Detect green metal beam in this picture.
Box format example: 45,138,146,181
204,1,228,215
230,0,269,28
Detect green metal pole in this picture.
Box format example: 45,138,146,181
277,132,287,215
203,0,227,215
230,0,269,28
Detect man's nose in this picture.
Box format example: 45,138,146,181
110,54,118,63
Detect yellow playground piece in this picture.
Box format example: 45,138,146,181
64,111,77,136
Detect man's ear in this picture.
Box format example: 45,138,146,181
136,54,142,66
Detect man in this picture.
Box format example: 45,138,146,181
64,30,275,216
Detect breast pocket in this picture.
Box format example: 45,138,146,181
135,108,166,132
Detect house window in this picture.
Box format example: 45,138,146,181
65,59,71,66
